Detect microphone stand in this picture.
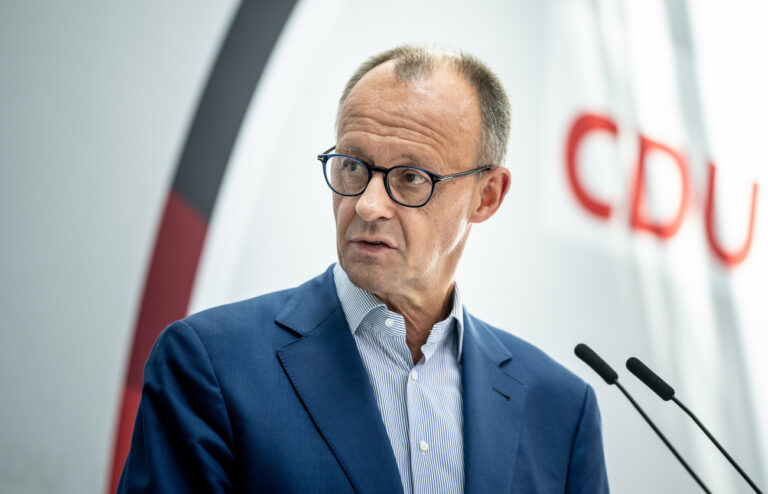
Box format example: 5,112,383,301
615,381,712,493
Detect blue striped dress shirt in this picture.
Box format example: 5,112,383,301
333,263,465,494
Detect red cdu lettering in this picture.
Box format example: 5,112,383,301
564,112,760,267
565,113,618,219
629,135,690,239
704,164,759,267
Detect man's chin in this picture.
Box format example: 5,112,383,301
342,261,394,294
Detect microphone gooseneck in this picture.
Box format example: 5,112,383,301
574,344,712,494
627,356,763,494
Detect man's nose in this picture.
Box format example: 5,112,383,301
355,173,395,221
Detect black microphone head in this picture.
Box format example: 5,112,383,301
626,357,675,401
574,343,619,385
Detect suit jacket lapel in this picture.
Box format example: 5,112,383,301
462,314,528,493
275,268,403,494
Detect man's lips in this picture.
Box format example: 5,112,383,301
350,236,395,249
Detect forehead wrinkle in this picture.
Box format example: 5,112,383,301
338,111,457,169
339,130,447,171
364,93,472,143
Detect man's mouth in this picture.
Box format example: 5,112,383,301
356,240,389,248
351,236,394,248
351,237,395,253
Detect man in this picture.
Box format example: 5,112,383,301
118,45,609,493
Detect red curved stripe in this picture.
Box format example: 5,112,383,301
108,190,207,493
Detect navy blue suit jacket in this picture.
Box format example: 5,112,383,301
117,266,609,493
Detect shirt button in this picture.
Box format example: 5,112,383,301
410,369,418,382
384,318,394,328
419,440,429,453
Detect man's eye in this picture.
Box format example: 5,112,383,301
344,160,363,172
402,171,428,185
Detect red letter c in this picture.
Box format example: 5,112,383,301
565,113,619,219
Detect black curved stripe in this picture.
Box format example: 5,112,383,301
173,0,299,220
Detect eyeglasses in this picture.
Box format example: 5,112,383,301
317,146,492,208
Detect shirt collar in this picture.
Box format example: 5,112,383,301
333,263,464,358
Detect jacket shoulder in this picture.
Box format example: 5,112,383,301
180,265,336,341
183,287,293,334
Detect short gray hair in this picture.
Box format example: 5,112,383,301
337,45,511,167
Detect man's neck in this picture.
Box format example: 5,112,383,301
375,283,455,364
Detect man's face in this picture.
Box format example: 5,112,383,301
333,62,484,301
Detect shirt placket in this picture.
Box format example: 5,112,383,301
407,350,428,494
407,320,448,494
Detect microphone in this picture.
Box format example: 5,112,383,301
627,356,763,494
574,344,712,494
574,343,617,384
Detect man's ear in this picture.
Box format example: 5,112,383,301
469,167,511,224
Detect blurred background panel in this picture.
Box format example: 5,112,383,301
0,0,765,493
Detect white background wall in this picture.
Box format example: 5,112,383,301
0,1,237,492
1,1,765,493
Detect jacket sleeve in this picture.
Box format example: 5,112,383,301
565,384,610,494
116,320,236,493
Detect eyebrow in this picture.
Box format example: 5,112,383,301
337,145,372,162
336,145,429,170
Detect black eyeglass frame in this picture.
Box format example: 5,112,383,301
317,146,493,208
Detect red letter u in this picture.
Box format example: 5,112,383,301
705,163,759,267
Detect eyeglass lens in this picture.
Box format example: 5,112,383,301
325,156,433,206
